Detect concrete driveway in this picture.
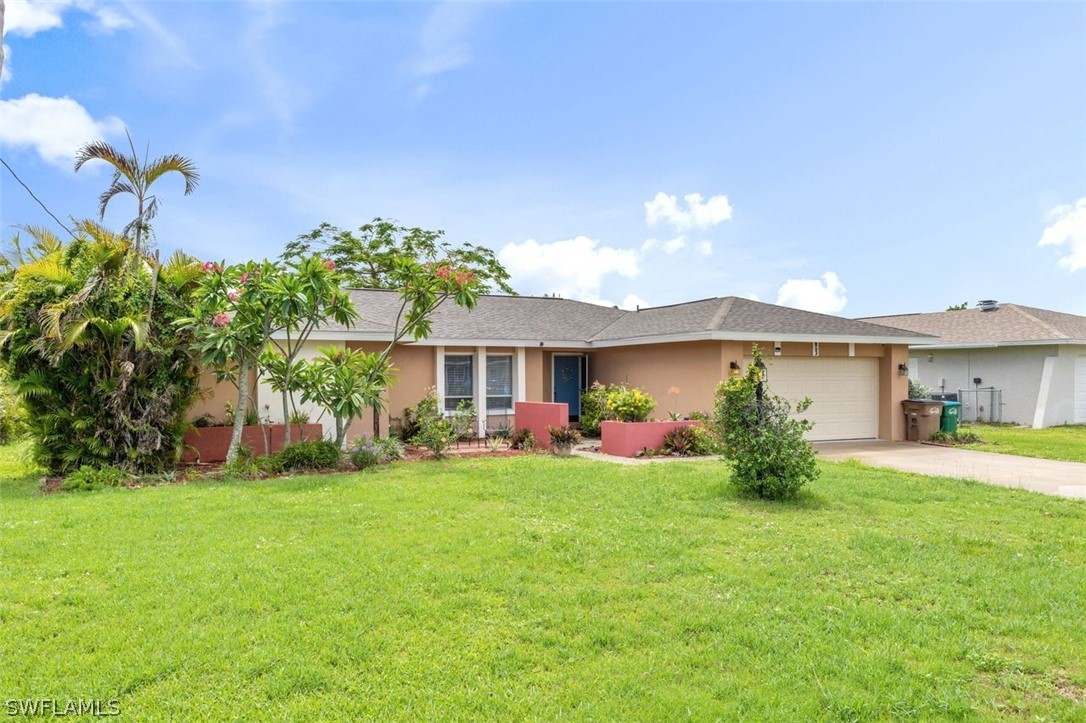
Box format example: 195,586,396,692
813,441,1086,500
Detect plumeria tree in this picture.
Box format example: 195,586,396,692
258,255,356,445
294,346,394,449
285,221,505,437
178,259,280,463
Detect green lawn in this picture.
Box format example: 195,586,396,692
2,443,1085,720
961,423,1086,463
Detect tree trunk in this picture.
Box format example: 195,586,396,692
335,417,347,450
281,380,291,446
226,356,251,463
372,401,381,438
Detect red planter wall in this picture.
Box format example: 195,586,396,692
182,424,325,464
513,401,569,449
600,420,701,457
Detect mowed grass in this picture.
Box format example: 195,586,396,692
961,423,1086,463
2,443,1085,720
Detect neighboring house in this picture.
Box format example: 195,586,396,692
193,291,935,443
862,301,1086,428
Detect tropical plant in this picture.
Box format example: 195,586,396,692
508,428,535,451
293,346,394,449
255,254,356,445
284,220,509,436
661,425,699,456
0,221,202,473
0,366,27,444
74,133,199,257
401,389,441,441
546,424,581,448
713,347,819,500
449,398,477,440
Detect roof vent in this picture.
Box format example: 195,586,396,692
976,300,999,312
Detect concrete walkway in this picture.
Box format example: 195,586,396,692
814,441,1086,500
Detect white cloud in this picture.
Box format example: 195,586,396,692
696,240,713,256
5,0,71,36
745,292,760,301
5,0,131,36
410,2,486,98
663,236,686,254
645,191,733,232
0,93,125,168
776,272,848,314
1038,197,1086,272
621,294,647,310
498,235,640,303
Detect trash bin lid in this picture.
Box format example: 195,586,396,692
942,401,961,409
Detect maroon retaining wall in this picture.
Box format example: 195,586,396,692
183,424,325,464
601,420,701,457
514,401,569,449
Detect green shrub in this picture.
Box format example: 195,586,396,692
0,223,202,473
449,399,477,440
713,347,819,500
508,428,535,451
349,435,405,470
412,414,455,459
928,429,982,445
690,424,724,455
402,389,441,441
908,378,932,400
606,384,655,423
278,440,342,470
0,379,28,444
60,465,128,492
579,381,609,436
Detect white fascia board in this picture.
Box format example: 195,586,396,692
588,331,935,348
402,338,592,349
909,339,1086,350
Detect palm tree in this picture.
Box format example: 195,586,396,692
73,131,199,257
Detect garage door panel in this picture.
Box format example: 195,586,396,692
745,357,879,441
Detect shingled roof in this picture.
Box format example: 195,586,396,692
315,289,932,345
860,303,1086,346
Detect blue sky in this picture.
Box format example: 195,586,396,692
1,0,1084,317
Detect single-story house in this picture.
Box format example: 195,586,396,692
191,290,937,443
861,301,1086,427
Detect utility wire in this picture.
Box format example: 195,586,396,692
0,156,77,239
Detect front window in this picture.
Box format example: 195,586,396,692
486,355,513,412
444,355,473,412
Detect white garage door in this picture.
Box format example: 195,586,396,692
1075,357,1086,424
746,357,880,441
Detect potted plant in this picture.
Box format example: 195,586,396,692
546,425,581,456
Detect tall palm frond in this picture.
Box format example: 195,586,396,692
1,226,65,271
73,131,200,256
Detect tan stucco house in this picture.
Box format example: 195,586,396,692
193,291,936,443
862,301,1086,427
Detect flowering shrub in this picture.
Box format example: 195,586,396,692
349,435,406,470
412,415,455,459
605,385,656,423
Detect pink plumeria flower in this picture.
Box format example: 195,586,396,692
323,259,336,271
212,313,230,327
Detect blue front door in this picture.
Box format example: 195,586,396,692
553,355,582,417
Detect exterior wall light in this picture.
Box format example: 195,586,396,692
898,363,909,375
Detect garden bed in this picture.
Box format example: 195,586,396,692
600,419,700,457
182,424,325,463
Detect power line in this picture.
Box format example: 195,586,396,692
0,156,77,239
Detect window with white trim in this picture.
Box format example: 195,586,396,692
486,355,514,413
444,355,473,412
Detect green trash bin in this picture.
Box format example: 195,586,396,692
940,401,961,434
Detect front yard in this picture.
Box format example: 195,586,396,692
960,423,1086,463
1,442,1084,719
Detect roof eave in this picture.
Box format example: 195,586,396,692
908,339,1086,350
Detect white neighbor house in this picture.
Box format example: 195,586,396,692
862,301,1086,428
